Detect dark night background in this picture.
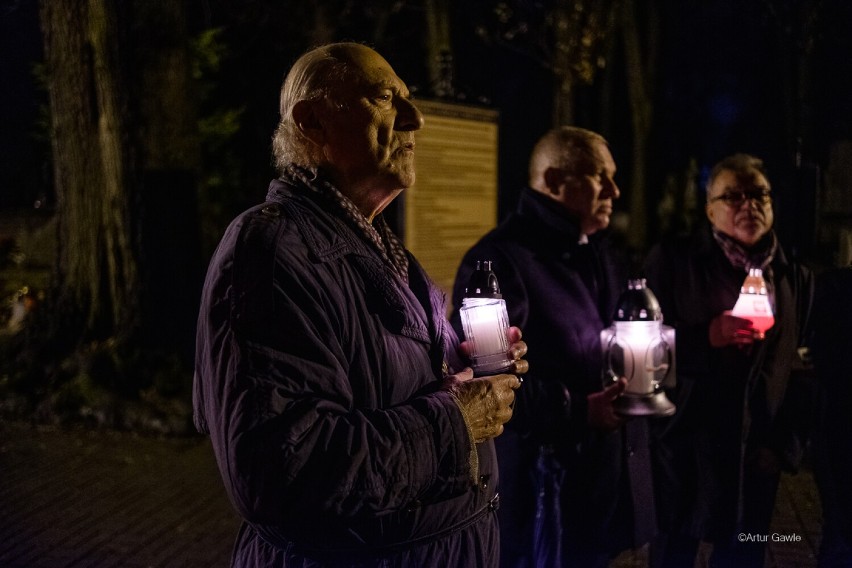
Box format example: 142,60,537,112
4,0,851,237
0,0,852,324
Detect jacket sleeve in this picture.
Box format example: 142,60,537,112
765,263,817,472
194,217,474,528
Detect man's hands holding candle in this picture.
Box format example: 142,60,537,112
447,326,528,443
709,310,760,347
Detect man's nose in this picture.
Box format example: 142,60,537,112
396,98,424,131
605,179,620,199
742,196,760,210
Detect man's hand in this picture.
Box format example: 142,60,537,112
458,325,529,375
444,368,522,443
587,377,628,432
506,326,529,375
709,310,757,347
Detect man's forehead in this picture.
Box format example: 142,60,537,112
338,49,406,88
713,169,770,190
574,143,613,172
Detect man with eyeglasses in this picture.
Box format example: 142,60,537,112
644,153,814,567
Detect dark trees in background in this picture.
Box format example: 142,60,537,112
31,0,200,412
619,0,659,251
459,0,659,250
5,0,849,428
39,0,140,342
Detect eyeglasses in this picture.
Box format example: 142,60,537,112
708,189,772,206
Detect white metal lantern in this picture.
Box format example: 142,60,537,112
459,260,513,376
731,268,775,340
600,278,676,417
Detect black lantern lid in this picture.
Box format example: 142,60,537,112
613,278,663,321
465,260,502,299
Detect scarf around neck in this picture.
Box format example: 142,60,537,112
712,227,778,273
287,165,410,284
712,227,779,305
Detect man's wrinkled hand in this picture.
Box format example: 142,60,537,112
444,368,522,443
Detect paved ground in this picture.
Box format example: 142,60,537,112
0,421,240,568
0,420,824,568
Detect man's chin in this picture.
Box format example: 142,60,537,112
735,228,768,247
594,214,612,231
389,166,416,189
371,174,414,196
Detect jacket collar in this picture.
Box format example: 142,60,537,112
265,173,444,351
266,174,365,262
516,187,601,253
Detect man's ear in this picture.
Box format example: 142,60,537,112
542,167,565,196
706,202,715,223
292,100,325,147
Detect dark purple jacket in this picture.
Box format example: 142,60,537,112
194,174,499,567
451,189,656,566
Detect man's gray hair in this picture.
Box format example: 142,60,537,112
271,43,364,174
528,126,608,187
706,153,769,200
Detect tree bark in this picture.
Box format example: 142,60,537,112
425,0,454,97
621,0,658,251
552,0,576,125
39,0,199,352
39,0,138,339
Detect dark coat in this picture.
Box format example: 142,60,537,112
193,175,499,568
812,266,852,564
643,226,814,544
451,188,657,566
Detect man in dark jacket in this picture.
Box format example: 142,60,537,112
193,42,527,568
644,153,814,567
452,126,655,567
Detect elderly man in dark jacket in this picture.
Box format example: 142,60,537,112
193,42,527,568
644,153,814,568
452,126,656,567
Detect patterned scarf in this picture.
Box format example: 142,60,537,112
287,165,410,284
711,227,778,272
712,227,778,302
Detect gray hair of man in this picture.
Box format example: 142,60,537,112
705,153,769,201
271,42,364,174
528,126,608,190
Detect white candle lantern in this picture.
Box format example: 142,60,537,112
600,278,676,417
459,260,513,376
730,268,774,339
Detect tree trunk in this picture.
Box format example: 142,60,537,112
39,0,199,364
39,0,138,339
552,0,576,125
425,0,454,98
621,0,658,251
